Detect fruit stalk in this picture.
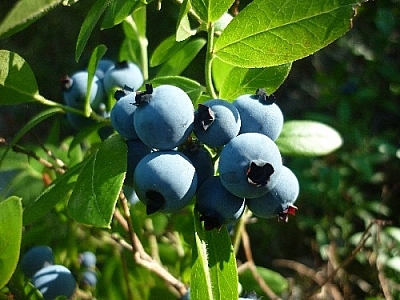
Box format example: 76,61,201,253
205,23,217,99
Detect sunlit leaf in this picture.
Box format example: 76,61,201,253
0,50,39,105
156,38,206,77
214,0,357,67
191,0,235,23
0,196,22,289
67,134,127,227
219,63,292,101
0,0,63,39
276,120,343,156
191,209,238,300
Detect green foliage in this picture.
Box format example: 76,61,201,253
0,196,22,289
191,210,238,300
0,50,39,104
214,0,358,67
1,0,399,299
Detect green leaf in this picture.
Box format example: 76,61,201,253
0,107,63,170
0,0,63,39
101,0,137,29
214,0,357,68
0,50,39,105
85,44,107,113
191,209,238,300
22,163,84,225
191,0,235,23
176,0,197,42
75,0,111,62
150,35,189,67
219,63,292,101
239,266,288,296
0,196,22,289
151,76,204,103
67,134,127,227
156,38,206,77
275,120,343,156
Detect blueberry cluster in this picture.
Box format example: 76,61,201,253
20,246,76,300
62,59,144,132
112,83,300,230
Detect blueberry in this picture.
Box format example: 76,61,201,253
218,133,282,199
79,251,96,268
103,61,144,94
21,245,53,278
193,99,241,147
180,288,190,300
246,165,299,221
134,84,194,150
32,265,76,300
233,88,284,141
196,176,245,230
82,269,97,287
181,140,214,189
124,139,152,187
110,91,139,140
94,59,114,79
62,71,105,110
133,151,197,214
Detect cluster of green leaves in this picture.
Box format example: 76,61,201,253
0,0,367,299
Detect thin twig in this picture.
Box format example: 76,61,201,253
241,225,282,300
116,191,187,297
10,143,66,174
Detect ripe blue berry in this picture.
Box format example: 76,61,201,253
218,133,282,199
181,140,214,189
95,59,114,79
110,91,139,140
82,269,97,287
21,245,53,278
103,61,144,94
32,265,76,300
124,139,152,187
246,166,299,221
233,89,283,141
134,84,194,150
193,99,241,147
79,251,96,268
133,151,197,214
196,176,245,230
62,71,105,110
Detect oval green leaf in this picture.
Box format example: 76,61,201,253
219,63,292,101
0,50,39,105
67,134,127,227
191,209,238,300
150,35,189,67
156,38,206,77
191,0,235,23
0,0,63,39
214,0,357,68
275,120,343,156
0,196,22,289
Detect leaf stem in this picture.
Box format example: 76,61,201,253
205,23,217,98
33,94,105,122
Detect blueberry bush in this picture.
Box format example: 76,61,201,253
1,0,399,299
